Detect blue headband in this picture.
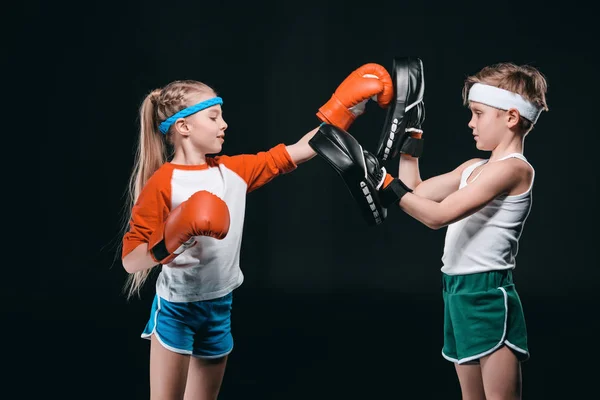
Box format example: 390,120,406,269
158,97,223,134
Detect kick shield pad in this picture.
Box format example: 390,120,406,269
309,124,387,226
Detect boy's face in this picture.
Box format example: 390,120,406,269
467,102,507,151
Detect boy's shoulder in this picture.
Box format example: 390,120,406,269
453,157,486,174
499,156,534,181
481,157,534,191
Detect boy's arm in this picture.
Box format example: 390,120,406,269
400,156,484,202
397,159,525,229
395,97,480,203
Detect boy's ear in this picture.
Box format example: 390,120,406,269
506,108,521,128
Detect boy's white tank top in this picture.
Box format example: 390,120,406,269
441,153,534,275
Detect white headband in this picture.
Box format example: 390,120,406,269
468,83,543,124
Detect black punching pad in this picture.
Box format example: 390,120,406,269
309,124,388,226
375,57,425,161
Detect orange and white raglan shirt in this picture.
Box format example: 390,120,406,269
122,144,297,303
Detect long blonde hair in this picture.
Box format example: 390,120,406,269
462,62,549,132
122,80,216,299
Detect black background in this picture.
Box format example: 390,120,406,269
29,1,600,398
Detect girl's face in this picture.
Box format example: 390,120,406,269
467,102,507,151
182,93,228,155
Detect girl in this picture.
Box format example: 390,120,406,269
121,71,389,399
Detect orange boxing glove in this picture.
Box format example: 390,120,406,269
149,190,230,264
317,63,393,131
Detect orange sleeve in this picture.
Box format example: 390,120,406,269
214,143,297,192
121,166,172,259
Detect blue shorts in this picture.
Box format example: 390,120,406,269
141,292,233,359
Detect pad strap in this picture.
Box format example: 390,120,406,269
380,178,412,207
400,136,424,157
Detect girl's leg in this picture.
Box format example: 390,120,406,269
455,363,486,400
150,334,191,400
480,345,522,400
183,355,228,400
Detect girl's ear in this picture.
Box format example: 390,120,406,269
173,118,191,137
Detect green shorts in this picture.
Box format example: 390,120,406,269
442,269,529,364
